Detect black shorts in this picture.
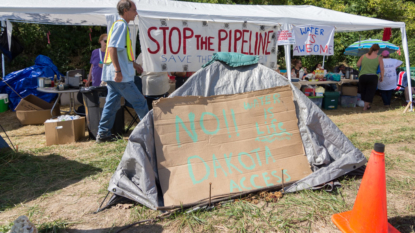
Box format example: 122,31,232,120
359,74,378,103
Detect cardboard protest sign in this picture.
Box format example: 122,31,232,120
139,17,278,72
277,29,295,45
293,25,335,56
153,86,312,206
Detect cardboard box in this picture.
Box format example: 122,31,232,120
45,117,85,146
153,85,311,206
16,107,61,125
15,94,51,111
341,86,358,96
15,95,61,125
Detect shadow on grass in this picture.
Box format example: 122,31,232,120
57,224,163,233
0,150,102,211
323,94,406,117
389,215,415,233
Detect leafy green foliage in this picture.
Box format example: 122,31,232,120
3,24,107,75
2,0,415,76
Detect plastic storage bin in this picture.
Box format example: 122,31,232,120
341,95,358,108
323,91,340,110
308,96,323,108
80,86,125,140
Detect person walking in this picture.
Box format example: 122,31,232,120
356,44,384,111
96,0,148,143
86,34,107,87
378,50,402,107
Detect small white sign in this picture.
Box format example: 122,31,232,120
276,30,295,45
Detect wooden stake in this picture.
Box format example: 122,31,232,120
403,101,412,113
209,183,212,207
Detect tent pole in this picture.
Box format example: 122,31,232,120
1,53,4,79
322,55,325,68
285,45,291,81
401,26,413,112
283,24,292,81
1,21,5,78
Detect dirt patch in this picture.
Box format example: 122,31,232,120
0,174,136,230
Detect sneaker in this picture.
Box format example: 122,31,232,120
96,135,119,144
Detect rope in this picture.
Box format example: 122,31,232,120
2,80,23,99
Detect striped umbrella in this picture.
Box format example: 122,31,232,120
344,39,399,56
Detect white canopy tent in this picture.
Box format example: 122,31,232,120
0,0,137,78
132,0,412,107
0,0,412,107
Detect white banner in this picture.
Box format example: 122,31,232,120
293,25,335,56
276,29,295,45
139,17,279,72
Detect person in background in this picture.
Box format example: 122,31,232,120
274,64,280,73
334,64,346,76
291,59,307,79
357,44,384,111
313,63,323,71
136,53,170,110
405,84,415,105
378,50,402,107
173,71,195,89
86,34,107,87
96,0,148,143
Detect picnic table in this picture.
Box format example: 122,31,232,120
292,79,359,89
37,87,84,117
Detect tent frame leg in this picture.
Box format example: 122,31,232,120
1,21,5,78
401,26,413,112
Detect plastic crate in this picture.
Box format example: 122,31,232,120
341,95,358,108
323,91,340,110
308,96,323,108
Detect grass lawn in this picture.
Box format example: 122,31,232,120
1,95,415,233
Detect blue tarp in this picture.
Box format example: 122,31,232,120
0,134,11,151
0,55,63,110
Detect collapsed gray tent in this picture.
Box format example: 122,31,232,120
106,61,366,210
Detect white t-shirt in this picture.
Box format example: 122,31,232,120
136,53,170,96
378,58,403,90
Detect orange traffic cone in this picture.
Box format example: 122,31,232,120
332,143,400,233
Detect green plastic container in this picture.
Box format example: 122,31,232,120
323,91,340,110
0,94,9,113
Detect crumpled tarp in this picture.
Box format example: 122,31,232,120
0,55,63,110
107,61,367,210
202,52,259,68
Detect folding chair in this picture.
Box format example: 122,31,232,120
393,71,415,104
124,76,142,133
